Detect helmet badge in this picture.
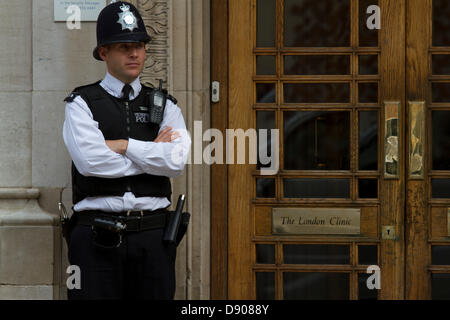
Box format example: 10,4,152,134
117,4,138,31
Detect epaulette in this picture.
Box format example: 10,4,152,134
64,92,80,103
64,81,102,103
166,93,178,105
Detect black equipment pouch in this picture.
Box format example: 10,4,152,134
61,212,78,247
59,187,78,247
176,212,191,246
92,226,124,249
163,195,186,245
75,214,126,249
164,211,190,246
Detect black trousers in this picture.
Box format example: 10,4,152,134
67,222,176,300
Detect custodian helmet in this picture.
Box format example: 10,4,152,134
93,1,151,61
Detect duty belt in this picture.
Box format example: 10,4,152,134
75,209,168,233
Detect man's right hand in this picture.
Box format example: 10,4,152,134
154,127,180,143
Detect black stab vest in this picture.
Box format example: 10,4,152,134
69,82,172,205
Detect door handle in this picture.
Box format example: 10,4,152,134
384,101,400,179
408,101,425,179
447,208,450,237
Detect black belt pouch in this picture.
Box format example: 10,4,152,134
174,212,191,246
62,212,78,247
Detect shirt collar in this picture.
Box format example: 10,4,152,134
100,72,142,100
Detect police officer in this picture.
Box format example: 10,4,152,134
62,1,191,299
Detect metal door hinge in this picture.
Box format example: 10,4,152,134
212,81,220,103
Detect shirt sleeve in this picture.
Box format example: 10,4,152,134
125,100,192,178
62,95,146,178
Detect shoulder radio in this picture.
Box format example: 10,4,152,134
147,80,167,125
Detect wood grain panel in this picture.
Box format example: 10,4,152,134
360,206,379,239
228,0,254,299
379,0,406,300
254,206,272,236
430,207,449,240
405,0,431,300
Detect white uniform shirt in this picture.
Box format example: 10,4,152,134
63,72,191,212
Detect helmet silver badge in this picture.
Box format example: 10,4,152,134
117,4,138,31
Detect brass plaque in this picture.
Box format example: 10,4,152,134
384,101,400,179
272,208,360,235
448,208,450,237
409,101,425,179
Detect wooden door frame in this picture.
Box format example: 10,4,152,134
211,0,229,300
211,0,254,300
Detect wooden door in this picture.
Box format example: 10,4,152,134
406,0,450,300
211,0,450,300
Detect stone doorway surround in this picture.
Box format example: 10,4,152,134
0,0,210,300
126,0,211,300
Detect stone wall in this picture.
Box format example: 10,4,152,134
0,0,58,299
0,0,210,300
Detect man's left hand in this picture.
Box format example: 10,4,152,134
105,139,128,155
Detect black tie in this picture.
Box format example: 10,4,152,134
122,84,132,101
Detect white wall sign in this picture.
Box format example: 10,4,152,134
54,0,106,22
